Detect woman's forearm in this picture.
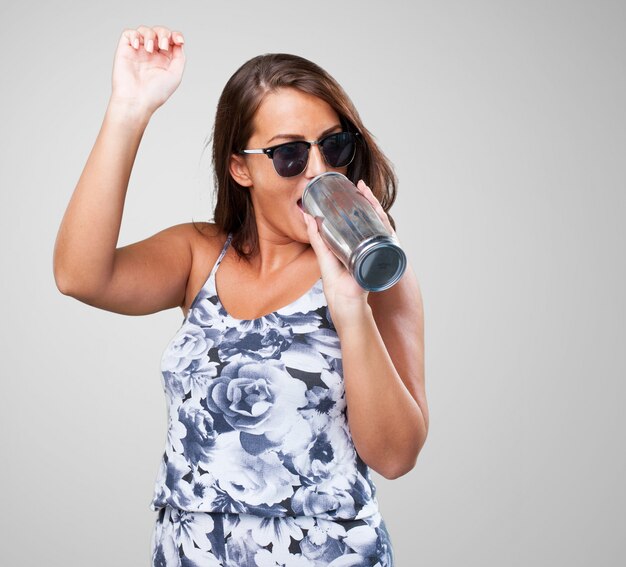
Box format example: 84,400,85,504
334,302,427,479
53,99,152,296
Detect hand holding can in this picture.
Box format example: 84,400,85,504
302,172,406,291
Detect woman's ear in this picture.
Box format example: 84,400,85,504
229,154,253,187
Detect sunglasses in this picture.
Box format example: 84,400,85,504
239,131,360,178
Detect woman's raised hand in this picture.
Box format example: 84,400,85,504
111,26,186,116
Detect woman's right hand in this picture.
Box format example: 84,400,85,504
110,25,186,116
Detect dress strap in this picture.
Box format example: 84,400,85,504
208,232,233,280
183,232,234,321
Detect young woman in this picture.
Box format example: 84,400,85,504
54,25,428,567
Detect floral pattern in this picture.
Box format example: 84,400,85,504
150,233,393,566
152,505,394,567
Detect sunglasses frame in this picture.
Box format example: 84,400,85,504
238,131,361,178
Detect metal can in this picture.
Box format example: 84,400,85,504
302,172,406,291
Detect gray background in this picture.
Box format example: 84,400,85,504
1,1,624,565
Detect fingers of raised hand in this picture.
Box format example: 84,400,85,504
123,26,184,53
355,180,396,236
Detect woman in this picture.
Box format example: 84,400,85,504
53,25,428,567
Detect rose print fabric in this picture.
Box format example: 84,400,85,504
151,505,393,567
150,233,394,566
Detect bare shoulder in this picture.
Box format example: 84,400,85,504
155,221,223,250
179,221,230,315
184,221,229,257
135,221,226,266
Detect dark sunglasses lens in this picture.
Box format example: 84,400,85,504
321,132,356,167
273,142,309,177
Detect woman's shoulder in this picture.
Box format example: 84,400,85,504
184,220,228,239
172,222,231,315
177,221,230,257
156,221,227,249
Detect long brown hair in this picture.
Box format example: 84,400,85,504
203,53,398,261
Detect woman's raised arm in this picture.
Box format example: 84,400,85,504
53,26,191,315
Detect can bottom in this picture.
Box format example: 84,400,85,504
355,242,407,291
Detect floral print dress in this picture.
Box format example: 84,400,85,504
150,233,394,566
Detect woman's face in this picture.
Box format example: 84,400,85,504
230,87,349,244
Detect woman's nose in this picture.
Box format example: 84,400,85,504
304,143,327,178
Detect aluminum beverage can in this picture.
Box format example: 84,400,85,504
302,172,406,291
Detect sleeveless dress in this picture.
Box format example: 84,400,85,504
149,233,394,567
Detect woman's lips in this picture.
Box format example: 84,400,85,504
297,198,304,210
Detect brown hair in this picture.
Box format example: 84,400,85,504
202,53,398,261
